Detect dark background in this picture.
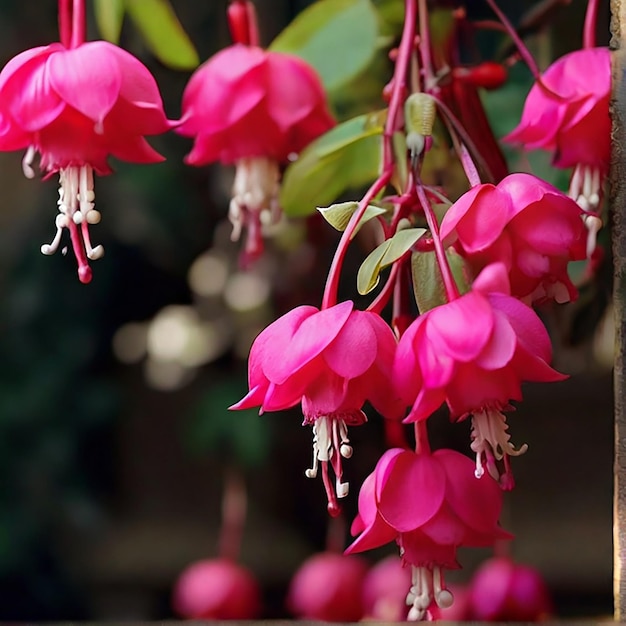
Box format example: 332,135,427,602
0,0,614,619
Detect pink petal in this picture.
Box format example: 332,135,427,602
323,310,377,378
426,293,494,362
48,43,122,124
229,383,267,411
378,452,446,532
301,370,348,416
393,317,424,405
404,386,447,422
471,262,511,296
419,502,468,545
271,301,354,383
475,309,516,370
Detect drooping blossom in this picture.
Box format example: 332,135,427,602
0,39,172,283
393,264,566,486
440,173,587,303
504,48,609,251
287,552,368,621
177,43,335,264
345,447,510,621
231,300,403,515
468,556,553,621
172,559,261,619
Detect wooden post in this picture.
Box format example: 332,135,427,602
613,0,626,618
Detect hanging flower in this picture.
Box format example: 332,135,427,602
231,300,403,515
504,48,610,251
345,447,510,621
177,43,335,264
440,173,587,304
0,35,172,283
393,264,565,486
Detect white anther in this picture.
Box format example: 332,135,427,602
22,146,36,179
86,210,101,224
340,444,353,458
336,480,349,499
436,589,454,609
87,244,104,260
73,212,84,224
56,214,69,228
305,468,317,479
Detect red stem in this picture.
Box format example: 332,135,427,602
583,0,599,48
218,468,247,562
70,0,85,48
415,181,459,302
58,0,72,47
417,0,434,88
414,420,430,455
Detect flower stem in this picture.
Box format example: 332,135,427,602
228,1,260,46
583,0,599,49
58,0,72,48
70,0,85,48
414,179,459,302
417,0,434,88
218,467,247,562
414,420,430,455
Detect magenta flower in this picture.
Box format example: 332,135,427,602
504,48,609,247
345,447,510,620
177,43,335,264
440,173,587,303
393,264,566,486
231,300,403,514
0,41,171,283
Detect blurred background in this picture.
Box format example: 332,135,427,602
0,0,614,620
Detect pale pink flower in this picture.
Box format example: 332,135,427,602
345,447,510,621
231,300,403,514
177,44,335,264
505,48,610,249
393,264,566,486
440,173,587,303
287,552,367,621
0,41,171,282
468,556,553,621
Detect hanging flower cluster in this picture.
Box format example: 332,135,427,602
229,0,606,619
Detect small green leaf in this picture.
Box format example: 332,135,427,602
357,228,426,295
391,131,408,192
317,201,388,235
280,113,384,217
411,248,471,313
94,0,124,43
124,0,199,70
269,0,379,92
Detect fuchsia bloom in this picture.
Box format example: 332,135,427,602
505,48,609,249
440,173,587,303
345,447,510,621
393,264,566,487
231,300,403,515
0,41,171,283
177,43,335,264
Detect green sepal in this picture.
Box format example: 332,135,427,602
357,228,426,295
94,0,124,43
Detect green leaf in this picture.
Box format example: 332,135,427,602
124,0,199,70
269,0,379,92
357,228,426,295
93,0,124,43
280,113,384,217
411,248,471,313
318,201,388,236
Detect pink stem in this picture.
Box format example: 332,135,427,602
484,0,541,79
325,514,346,554
218,468,247,562
68,220,92,284
583,0,599,48
415,181,459,302
58,0,72,47
414,420,430,455
246,0,260,46
70,0,85,48
417,0,434,87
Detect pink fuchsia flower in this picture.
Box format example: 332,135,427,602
393,264,566,487
172,558,261,619
177,43,335,264
468,556,553,621
287,552,368,621
231,300,403,515
440,173,587,304
0,41,172,283
345,447,510,621
504,48,609,247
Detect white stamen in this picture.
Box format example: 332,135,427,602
22,146,37,179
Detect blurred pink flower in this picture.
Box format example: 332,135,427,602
172,559,261,619
440,173,586,303
362,556,412,621
231,300,403,515
345,447,510,620
0,41,171,283
177,43,335,264
287,552,367,621
393,264,566,486
468,556,553,621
